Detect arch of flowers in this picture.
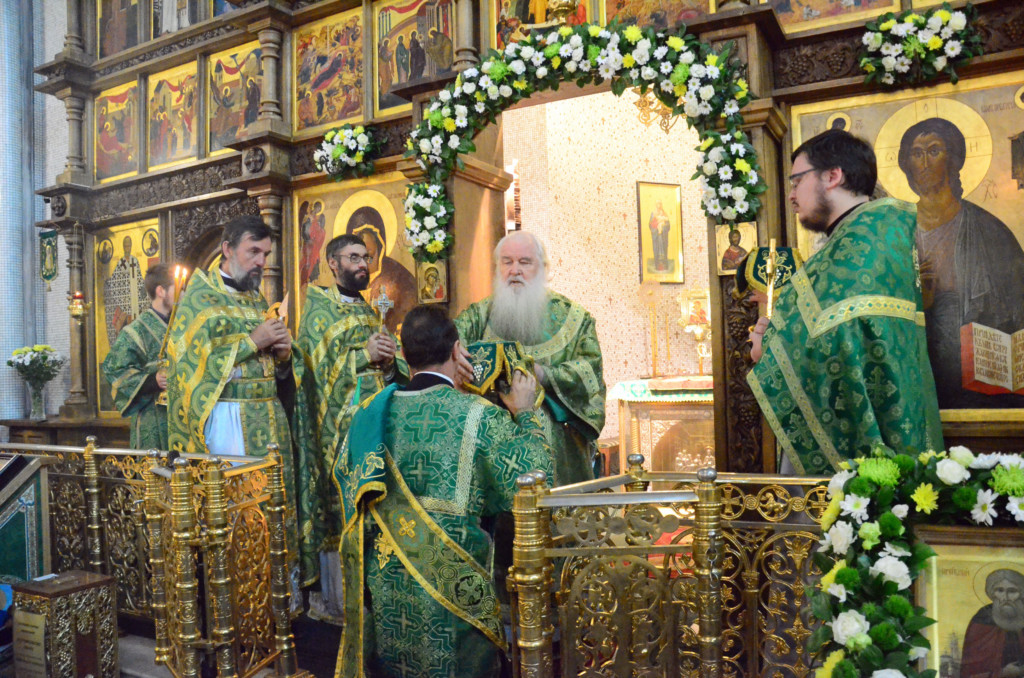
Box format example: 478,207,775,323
401,20,767,262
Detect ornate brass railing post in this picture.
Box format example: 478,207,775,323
204,459,238,678
512,471,554,678
625,453,650,493
265,445,306,677
145,451,171,663
171,458,201,678
694,468,722,678
83,435,105,572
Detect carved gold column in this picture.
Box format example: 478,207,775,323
145,451,171,663
254,24,284,121
512,472,554,678
453,0,478,70
203,459,238,678
694,468,722,678
171,458,201,678
83,435,105,572
265,445,309,677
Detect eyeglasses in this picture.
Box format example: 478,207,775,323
788,168,817,190
340,254,373,264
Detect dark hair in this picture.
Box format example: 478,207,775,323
325,234,365,261
791,129,877,198
145,263,174,299
400,306,459,369
897,117,966,199
222,215,271,249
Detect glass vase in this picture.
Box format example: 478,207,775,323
28,383,46,421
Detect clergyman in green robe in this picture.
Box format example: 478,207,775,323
748,129,944,475
294,233,409,623
334,306,552,678
100,262,173,450
166,215,319,587
455,230,605,486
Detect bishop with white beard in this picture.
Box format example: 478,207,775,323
455,231,606,485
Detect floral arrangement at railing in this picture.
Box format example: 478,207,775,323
401,20,766,261
8,344,66,388
859,2,982,87
808,443,1024,678
314,123,386,179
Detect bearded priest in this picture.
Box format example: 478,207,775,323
455,230,606,486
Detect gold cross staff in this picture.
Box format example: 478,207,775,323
373,289,394,332
765,238,778,319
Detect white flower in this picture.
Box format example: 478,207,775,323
1006,496,1024,522
463,67,479,78
936,458,971,485
478,75,493,88
684,99,700,117
510,59,526,75
455,116,468,128
531,52,546,67
660,80,674,92
831,610,871,646
827,470,855,497
891,22,911,38
427,184,441,197
680,50,695,64
579,59,591,72
944,40,962,58
870,555,913,590
718,184,733,198
969,453,1001,470
872,670,908,678
895,56,912,73
706,65,720,79
828,583,848,603
909,647,929,661
729,143,747,157
882,541,911,559
949,11,967,31
433,229,445,243
599,29,610,39
438,89,452,102
346,138,358,150
440,106,452,117
708,147,726,164
731,186,748,202
641,66,657,80
407,219,421,234
880,42,903,57
356,133,369,146
659,61,673,74
418,139,432,154
863,31,884,51
747,170,758,185
999,454,1024,469
569,35,582,48
558,44,573,58
499,85,513,98
598,62,615,80
881,73,895,85
702,161,717,176
724,100,739,115
840,493,870,522
520,45,535,59
927,14,943,32
435,205,446,217
721,206,737,221
881,55,897,71
487,85,500,99
918,30,935,45
891,503,909,519
972,489,999,525
475,101,486,113
948,445,975,468
536,66,548,78
828,520,856,556
565,60,579,73
423,216,437,229
717,166,733,181
699,84,715,101
734,199,749,214
454,104,468,117
448,134,461,149
690,64,707,78
632,49,650,66
545,31,559,44
463,81,477,94
653,45,668,59
705,199,722,216
940,26,954,40
933,55,948,71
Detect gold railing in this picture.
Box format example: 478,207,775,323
144,444,309,678
510,454,830,678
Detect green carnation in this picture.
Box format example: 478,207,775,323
883,594,913,620
587,44,601,62
858,458,901,486
428,110,444,128
861,602,883,624
878,512,905,538
952,485,978,511
990,465,1024,497
489,60,510,82
834,660,859,678
859,521,882,550
868,622,901,651
846,633,873,652
847,477,876,497
893,454,916,474
543,43,560,58
670,63,691,85
835,567,862,590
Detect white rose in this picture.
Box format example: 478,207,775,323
487,85,500,99
356,133,369,145
918,30,935,45
536,66,548,78
936,458,971,485
827,520,855,556
448,135,460,149
881,55,897,71
909,647,928,661
463,82,477,94
418,139,432,154
881,73,895,85
870,555,912,590
569,35,582,48
891,504,909,519
708,147,725,164
565,60,578,73
439,89,452,102
971,453,1001,470
641,66,657,80
949,445,975,468
927,15,943,32
454,105,468,117
520,45,535,59
949,11,967,31
702,162,717,176
690,64,707,78
872,670,908,678
830,610,870,647
510,59,526,75
933,55,948,71
721,206,737,221
828,469,855,497
499,85,513,98
680,50,695,64
698,84,715,101
423,216,437,229
828,583,848,603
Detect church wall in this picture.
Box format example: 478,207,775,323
503,90,708,441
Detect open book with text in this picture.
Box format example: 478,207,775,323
961,322,1024,395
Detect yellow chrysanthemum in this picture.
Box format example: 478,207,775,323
918,449,945,464
937,9,951,22
624,25,643,43
354,125,364,134
667,36,684,50
674,84,686,97
623,54,636,68
911,482,939,514
426,241,444,253
558,26,573,36
513,79,528,90
926,35,943,50
443,118,457,132
406,138,414,150
907,13,924,24
404,214,413,226
700,137,715,151
821,491,843,531
588,25,602,37
551,56,561,69
423,108,431,119
879,19,896,31
863,62,876,73
475,91,487,101
734,158,752,174
32,345,48,352
355,151,364,162
705,54,719,67
816,650,845,678
818,561,843,590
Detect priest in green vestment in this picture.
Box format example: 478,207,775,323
334,306,552,678
100,263,174,450
748,129,944,475
455,230,605,486
294,233,409,623
166,215,318,587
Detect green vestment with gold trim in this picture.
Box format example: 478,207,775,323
100,308,168,450
294,284,409,550
748,199,944,474
166,264,319,585
455,291,605,485
333,382,552,678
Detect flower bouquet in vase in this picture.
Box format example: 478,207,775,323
8,345,66,420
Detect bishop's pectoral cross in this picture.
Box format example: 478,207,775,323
373,288,394,332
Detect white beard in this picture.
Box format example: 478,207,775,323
489,274,547,346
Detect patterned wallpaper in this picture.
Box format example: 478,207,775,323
502,90,711,441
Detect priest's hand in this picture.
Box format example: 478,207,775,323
749,316,770,363
500,370,538,416
251,319,291,351
455,345,474,390
367,333,397,364
156,369,168,390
